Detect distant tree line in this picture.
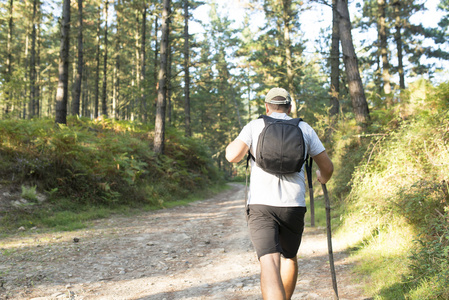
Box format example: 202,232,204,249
0,0,447,159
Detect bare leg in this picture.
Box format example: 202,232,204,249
280,256,298,300
259,253,286,300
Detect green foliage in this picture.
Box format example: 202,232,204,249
0,117,223,210
333,80,449,298
0,197,113,233
401,181,449,299
21,185,38,202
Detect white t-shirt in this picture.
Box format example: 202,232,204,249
236,112,325,207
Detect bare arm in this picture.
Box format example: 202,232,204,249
225,139,249,163
312,150,334,184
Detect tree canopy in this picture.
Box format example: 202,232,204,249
0,0,447,158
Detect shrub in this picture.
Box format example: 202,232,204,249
0,117,223,206
334,80,449,298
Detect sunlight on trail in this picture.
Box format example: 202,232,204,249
0,184,368,299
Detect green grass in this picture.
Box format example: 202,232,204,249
1,200,111,234
0,182,230,238
332,80,449,299
21,185,38,202
345,222,414,299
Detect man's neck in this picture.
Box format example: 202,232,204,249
267,111,288,116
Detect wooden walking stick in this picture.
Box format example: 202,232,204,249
322,183,339,300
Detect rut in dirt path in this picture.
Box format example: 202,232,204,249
0,183,369,300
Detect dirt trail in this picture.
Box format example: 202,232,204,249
0,183,369,300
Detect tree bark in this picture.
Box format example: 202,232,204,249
5,0,14,115
167,26,172,125
154,0,170,155
393,0,405,89
282,0,298,118
184,0,191,137
36,11,41,117
94,7,101,118
337,0,370,126
377,0,392,105
113,0,121,119
101,0,109,117
141,4,147,121
23,4,30,120
134,10,140,120
153,16,159,110
330,0,340,117
72,0,83,116
55,0,71,124
82,70,88,117
29,0,38,118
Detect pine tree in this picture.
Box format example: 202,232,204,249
4,0,14,115
29,0,39,118
94,6,101,118
183,0,191,137
55,0,71,124
330,0,340,117
337,0,370,126
72,0,84,116
377,0,392,105
154,0,171,154
101,0,109,117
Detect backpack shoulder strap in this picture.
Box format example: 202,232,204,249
305,155,313,189
288,117,302,126
246,150,255,165
259,115,275,125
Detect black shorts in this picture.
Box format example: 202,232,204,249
247,204,306,259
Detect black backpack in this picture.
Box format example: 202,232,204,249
248,115,307,175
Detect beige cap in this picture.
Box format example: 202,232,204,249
265,88,292,104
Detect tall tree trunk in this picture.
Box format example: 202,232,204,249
153,16,159,110
114,5,121,120
101,0,109,117
141,4,147,121
36,11,41,117
135,10,140,120
29,0,38,118
55,0,71,124
167,28,172,125
112,63,116,119
378,0,392,105
282,0,298,118
231,87,242,129
72,0,83,116
82,70,88,117
184,0,191,137
154,0,170,155
337,0,370,126
330,0,340,117
114,0,123,119
23,5,30,120
94,7,101,118
166,3,172,126
393,0,405,89
5,0,14,115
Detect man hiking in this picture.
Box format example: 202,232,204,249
225,87,334,300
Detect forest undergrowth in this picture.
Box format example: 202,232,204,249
329,79,449,299
0,117,224,235
1,80,448,299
